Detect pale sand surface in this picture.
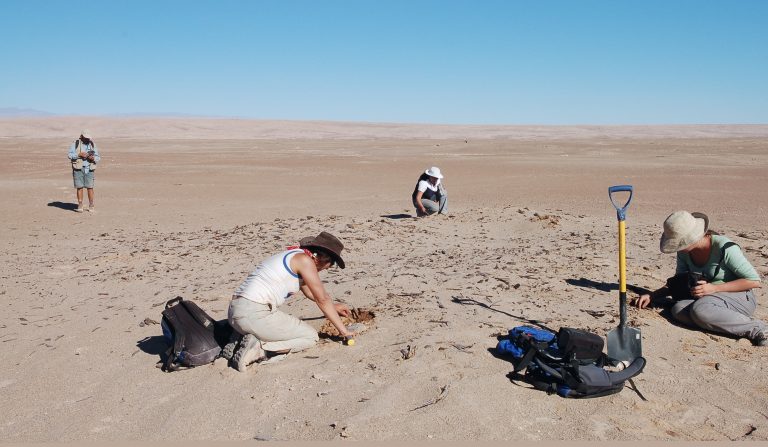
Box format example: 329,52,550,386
1,118,767,441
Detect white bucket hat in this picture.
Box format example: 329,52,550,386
425,166,443,179
80,130,92,140
659,211,709,253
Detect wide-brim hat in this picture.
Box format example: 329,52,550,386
299,231,345,269
425,166,443,179
660,211,709,254
80,129,92,140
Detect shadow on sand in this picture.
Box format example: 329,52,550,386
136,336,171,369
380,213,413,220
566,277,735,341
137,336,169,356
565,277,652,296
47,201,79,212
451,295,555,332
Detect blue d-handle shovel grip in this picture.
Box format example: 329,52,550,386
608,185,633,221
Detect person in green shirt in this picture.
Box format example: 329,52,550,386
635,211,766,346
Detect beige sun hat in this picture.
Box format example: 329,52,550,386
659,211,709,253
80,130,92,140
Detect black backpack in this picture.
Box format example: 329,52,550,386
497,326,646,398
160,296,233,372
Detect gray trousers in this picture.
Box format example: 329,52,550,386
415,196,448,216
670,290,766,341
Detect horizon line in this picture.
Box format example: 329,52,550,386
0,112,767,128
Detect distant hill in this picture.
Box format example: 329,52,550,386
107,112,216,118
0,108,213,118
2,116,768,140
0,107,56,117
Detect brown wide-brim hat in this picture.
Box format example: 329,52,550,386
659,211,709,254
299,231,345,269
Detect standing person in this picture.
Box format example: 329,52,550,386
228,232,355,371
634,211,766,346
67,130,100,213
412,166,448,217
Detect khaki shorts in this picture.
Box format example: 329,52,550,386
73,169,94,189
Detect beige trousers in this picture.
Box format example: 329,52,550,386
228,296,318,353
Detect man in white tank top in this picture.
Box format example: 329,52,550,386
228,232,355,371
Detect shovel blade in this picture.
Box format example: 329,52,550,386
607,325,642,362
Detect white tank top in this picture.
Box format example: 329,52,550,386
234,249,303,307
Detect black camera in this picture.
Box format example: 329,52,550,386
688,272,704,289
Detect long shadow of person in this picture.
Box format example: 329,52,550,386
380,213,413,220
566,277,727,336
47,201,79,212
565,277,652,296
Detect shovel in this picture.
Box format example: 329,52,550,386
606,185,642,363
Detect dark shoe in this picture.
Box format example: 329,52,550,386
753,329,768,347
220,332,243,361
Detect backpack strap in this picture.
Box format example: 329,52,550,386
161,299,187,372
180,300,215,328
711,241,737,280
513,337,552,373
606,356,646,384
162,320,185,372
513,345,540,373
165,296,183,309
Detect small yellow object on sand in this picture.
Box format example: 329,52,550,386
346,338,355,346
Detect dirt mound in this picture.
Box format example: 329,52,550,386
319,308,376,338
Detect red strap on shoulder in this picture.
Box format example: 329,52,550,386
286,245,313,257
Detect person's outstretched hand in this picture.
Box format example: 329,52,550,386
634,294,652,309
334,302,351,317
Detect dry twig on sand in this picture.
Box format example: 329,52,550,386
451,343,473,353
411,385,450,411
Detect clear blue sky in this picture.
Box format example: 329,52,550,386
2,1,767,124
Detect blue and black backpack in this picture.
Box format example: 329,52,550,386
496,326,645,398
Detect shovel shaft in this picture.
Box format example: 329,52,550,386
618,218,628,326
618,220,626,294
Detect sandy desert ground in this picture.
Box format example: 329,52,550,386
0,117,767,442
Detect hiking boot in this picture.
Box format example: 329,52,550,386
220,332,243,361
233,334,265,372
753,329,768,347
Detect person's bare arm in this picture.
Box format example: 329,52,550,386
634,286,670,309
692,279,761,298
294,255,352,337
414,190,427,215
